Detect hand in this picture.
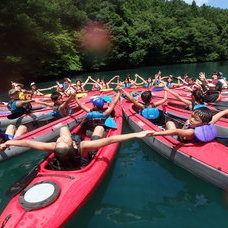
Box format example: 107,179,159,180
163,86,169,91
34,98,40,103
136,130,155,138
0,143,7,151
177,76,182,80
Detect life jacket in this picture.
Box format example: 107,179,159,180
192,104,207,111
144,82,152,88
141,108,160,119
7,100,32,115
140,103,160,120
123,82,131,88
194,124,217,142
86,109,117,129
0,131,13,142
154,79,161,85
166,82,173,88
52,104,72,118
47,134,89,171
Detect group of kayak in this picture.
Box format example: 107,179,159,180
0,72,227,227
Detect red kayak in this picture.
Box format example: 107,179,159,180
124,87,228,137
0,100,122,227
120,95,228,189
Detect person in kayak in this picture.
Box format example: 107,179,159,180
121,88,167,122
34,92,74,118
8,89,34,117
29,82,56,96
0,124,28,143
165,87,206,111
148,107,228,143
75,91,121,137
134,74,153,88
0,126,154,168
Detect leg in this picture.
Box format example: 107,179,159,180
5,124,16,136
86,126,105,159
166,121,177,130
14,125,28,137
91,125,105,139
60,126,71,138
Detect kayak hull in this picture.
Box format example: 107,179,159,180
0,98,122,227
121,97,228,190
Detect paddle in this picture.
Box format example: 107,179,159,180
7,112,24,119
211,101,228,111
6,153,50,198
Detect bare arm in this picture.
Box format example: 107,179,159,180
166,88,192,107
154,90,167,107
81,76,91,88
16,99,34,107
103,91,121,116
152,128,194,138
38,86,57,92
107,75,119,84
135,74,147,83
211,109,228,124
75,95,91,113
121,89,144,109
1,140,56,152
34,99,53,107
80,130,153,158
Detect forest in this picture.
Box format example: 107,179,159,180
0,0,227,84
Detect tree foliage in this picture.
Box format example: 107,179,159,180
0,0,227,82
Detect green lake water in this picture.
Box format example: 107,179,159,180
0,61,228,227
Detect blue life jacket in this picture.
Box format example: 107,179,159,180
166,82,173,88
141,108,160,120
123,82,131,88
144,82,152,88
87,112,106,119
194,124,217,142
52,105,72,119
154,79,161,85
87,112,117,128
7,100,32,115
0,131,13,142
193,104,207,111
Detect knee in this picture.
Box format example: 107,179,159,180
7,124,16,131
18,125,28,132
166,121,175,130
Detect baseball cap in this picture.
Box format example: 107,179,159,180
64,77,72,83
8,89,19,96
91,97,105,108
30,82,36,86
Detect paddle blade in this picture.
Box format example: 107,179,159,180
194,124,217,142
102,96,112,102
104,117,117,129
152,87,164,92
7,112,24,119
6,166,39,198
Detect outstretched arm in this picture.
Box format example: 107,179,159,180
103,91,121,116
75,94,91,112
80,130,153,158
211,109,228,124
166,88,192,108
154,90,168,107
16,99,34,107
135,74,147,84
38,85,57,92
34,99,53,107
0,140,56,152
151,128,194,138
107,75,119,85
121,89,144,109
